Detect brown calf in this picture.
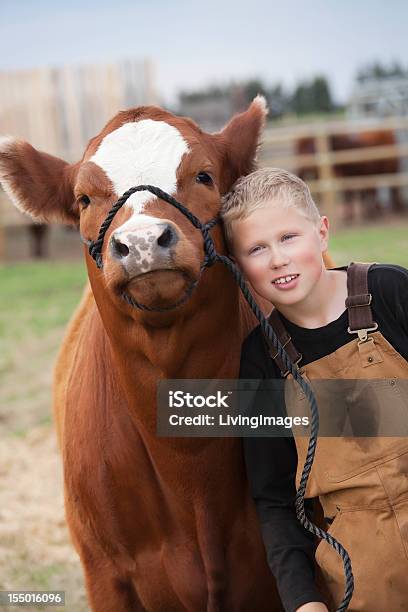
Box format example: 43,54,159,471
0,99,290,611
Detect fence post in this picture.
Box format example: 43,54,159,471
315,128,338,230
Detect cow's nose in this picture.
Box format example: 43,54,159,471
111,235,130,259
109,222,180,267
157,224,178,248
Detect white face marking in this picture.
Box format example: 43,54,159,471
90,119,190,232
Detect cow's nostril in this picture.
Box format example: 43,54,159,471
111,236,130,258
157,225,176,249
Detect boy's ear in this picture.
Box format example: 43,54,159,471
318,215,330,251
318,216,335,267
215,95,268,193
0,137,80,225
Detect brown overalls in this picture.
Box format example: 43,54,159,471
266,262,408,611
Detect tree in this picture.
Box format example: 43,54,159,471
177,75,335,119
311,77,333,112
291,76,333,115
356,61,407,82
267,84,289,118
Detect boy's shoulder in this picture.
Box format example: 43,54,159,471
368,261,408,275
368,262,408,296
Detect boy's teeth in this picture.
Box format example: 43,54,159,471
274,275,297,285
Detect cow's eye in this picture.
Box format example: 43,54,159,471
196,172,213,186
79,195,91,207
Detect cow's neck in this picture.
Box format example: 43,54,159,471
80,266,256,514
85,267,247,457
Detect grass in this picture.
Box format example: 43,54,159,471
0,261,87,435
0,261,87,341
11,562,64,591
0,260,86,354
329,220,408,268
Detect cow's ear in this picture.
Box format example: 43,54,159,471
216,95,268,193
0,137,79,225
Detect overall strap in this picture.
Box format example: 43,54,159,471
346,261,378,342
263,308,302,377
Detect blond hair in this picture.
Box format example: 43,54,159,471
221,167,321,250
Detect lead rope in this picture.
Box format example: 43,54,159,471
87,184,354,611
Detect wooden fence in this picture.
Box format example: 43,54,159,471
0,58,156,161
0,58,156,260
259,115,408,226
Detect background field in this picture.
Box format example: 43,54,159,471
1,219,408,611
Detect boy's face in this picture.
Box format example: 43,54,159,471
230,201,329,308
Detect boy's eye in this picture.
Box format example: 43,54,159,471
249,245,264,255
282,234,296,241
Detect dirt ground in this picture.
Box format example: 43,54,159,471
0,296,89,610
0,426,88,612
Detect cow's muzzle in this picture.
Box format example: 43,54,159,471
110,221,179,278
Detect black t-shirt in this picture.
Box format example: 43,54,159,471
240,263,408,612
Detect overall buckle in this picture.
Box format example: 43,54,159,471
347,322,378,343
281,352,303,378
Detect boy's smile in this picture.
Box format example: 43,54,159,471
271,273,300,289
230,202,344,326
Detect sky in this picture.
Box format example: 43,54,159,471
1,0,407,107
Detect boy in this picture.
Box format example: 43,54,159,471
221,168,408,612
